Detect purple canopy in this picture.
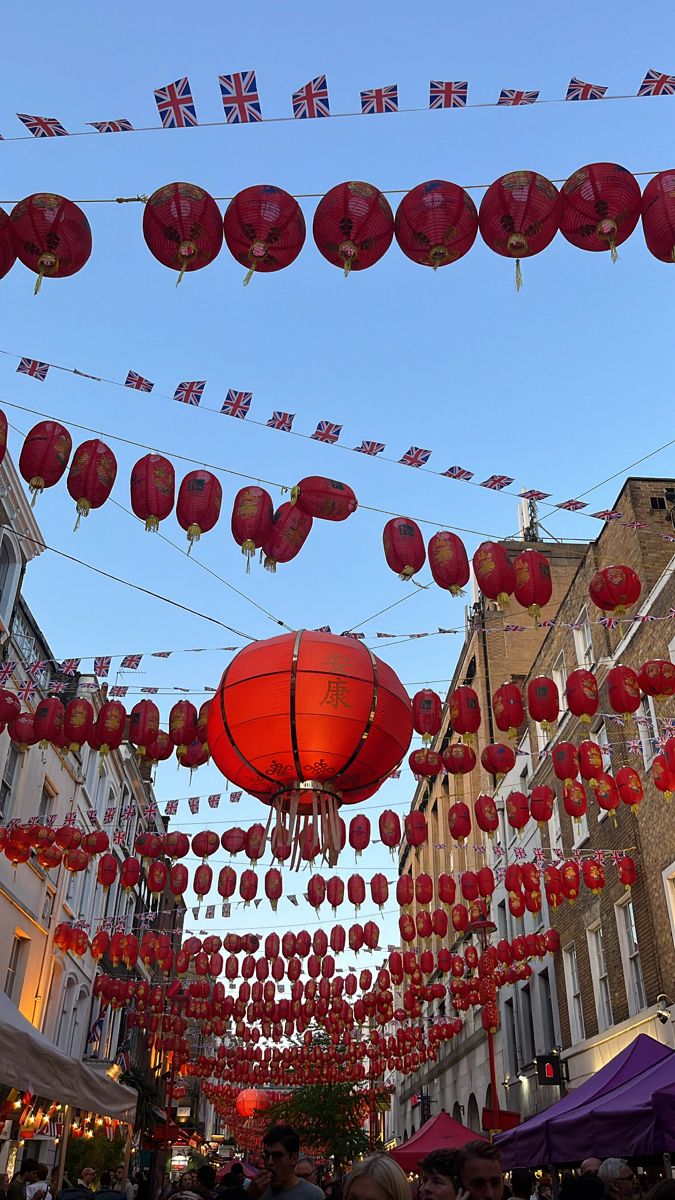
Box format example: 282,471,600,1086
496,1034,673,1167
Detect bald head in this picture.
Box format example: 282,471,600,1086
581,1161,602,1176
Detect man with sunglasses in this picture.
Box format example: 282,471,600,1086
248,1126,324,1200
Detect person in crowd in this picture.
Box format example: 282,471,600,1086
26,1167,50,1200
455,1142,504,1200
343,1156,411,1200
112,1170,133,1200
323,1181,342,1200
217,1169,246,1199
77,1173,97,1195
231,1166,250,1194
295,1166,317,1189
509,1173,533,1200
96,1175,120,1200
598,1163,638,1200
8,1161,41,1200
418,1150,459,1200
180,1178,195,1194
192,1167,217,1200
645,1184,675,1200
581,1165,602,1178
247,1126,324,1200
559,1175,605,1200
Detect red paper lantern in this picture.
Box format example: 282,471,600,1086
130,454,175,532
566,668,599,723
438,874,456,905
371,873,389,909
617,855,636,889
579,739,604,786
235,1089,268,1118
504,865,522,895
164,832,189,859
563,780,587,822
66,439,118,530
194,864,213,897
224,185,305,284
412,689,443,742
96,853,118,889
475,794,499,836
0,690,20,725
492,683,524,740
472,542,515,609
442,743,477,775
448,802,471,842
653,753,675,800
527,675,559,728
135,832,162,858
449,686,481,743
606,664,641,717
19,421,72,501
594,772,620,818
560,163,641,260
641,171,675,262
129,700,160,758
244,823,266,862
409,748,442,777
147,861,168,894
404,811,428,848
551,741,579,785
192,830,220,859
143,182,222,281
588,565,642,615
348,874,366,910
177,739,210,771
169,863,189,899
478,867,495,898
11,193,92,291
399,913,416,943
8,713,37,750
169,700,198,757
262,503,313,572
221,827,246,856
451,904,469,934
120,857,141,891
415,874,434,905
396,875,414,907
176,470,222,550
231,486,274,569
479,172,561,287
379,809,401,850
293,477,358,522
395,179,478,268
349,815,371,856
481,742,516,779
616,765,643,811
383,517,426,581
561,860,580,901
428,531,470,595
638,659,675,700
264,868,283,911
506,790,529,831
460,871,479,902
34,697,64,747
91,930,110,961
530,784,555,826
512,548,553,616
63,698,94,753
582,859,606,895
218,866,236,899
0,211,16,280
81,830,108,855
314,181,393,274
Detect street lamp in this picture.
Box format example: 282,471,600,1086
467,916,501,1136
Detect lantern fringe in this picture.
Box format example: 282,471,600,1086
74,498,92,533
264,556,276,573
243,262,257,287
514,259,523,291
610,238,619,263
145,516,159,533
290,486,300,505
187,524,202,555
176,262,188,288
34,268,45,296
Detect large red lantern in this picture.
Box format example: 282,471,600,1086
652,753,675,800
264,868,283,911
579,740,604,786
223,185,305,284
348,815,371,856
262,503,312,572
314,181,393,274
94,701,126,757
492,683,524,740
412,690,443,742
527,676,559,728
207,630,413,861
595,774,620,819
513,548,553,616
506,791,529,831
442,743,476,775
588,565,642,615
371,873,389,909
129,700,160,758
641,171,675,262
192,830,220,859
11,193,92,291
383,517,426,581
34,697,64,747
293,477,358,522
120,857,141,891
143,182,222,282
19,421,72,502
566,668,599,723
563,779,587,822
481,743,516,779
66,439,117,528
449,686,481,743
607,665,641,718
479,172,561,288
428,531,470,595
448,802,471,843
617,855,637,889
169,700,198,755
64,698,94,753
231,487,274,569
552,741,579,785
0,690,20,725
218,865,236,899
409,748,442,777
0,211,16,280
560,163,641,260
176,470,222,550
395,180,478,268
473,542,515,609
582,859,606,895
130,454,175,532
235,1088,268,1118
530,784,555,826
438,874,456,905
638,659,675,700
475,794,499,836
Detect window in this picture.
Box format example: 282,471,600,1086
0,533,21,629
503,997,518,1077
84,745,99,800
497,900,508,940
573,607,594,669
551,652,566,719
651,496,667,510
563,944,585,1042
636,695,658,769
520,983,536,1063
5,933,28,1003
616,898,647,1015
0,744,20,822
587,923,613,1031
37,780,55,825
539,970,556,1050
551,793,563,850
590,723,610,822
65,864,82,911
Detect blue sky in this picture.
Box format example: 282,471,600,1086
1,0,674,948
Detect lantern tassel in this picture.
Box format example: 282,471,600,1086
34,267,45,296
176,261,188,288
243,262,257,287
610,237,618,264
264,556,276,573
514,259,523,292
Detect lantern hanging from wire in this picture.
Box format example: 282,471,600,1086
66,439,117,529
292,477,358,521
479,171,561,289
11,193,92,292
641,170,675,262
473,541,515,609
513,548,553,616
428,531,470,595
223,185,306,285
638,659,675,700
404,811,427,847
383,517,426,581
560,163,641,261
653,753,675,800
379,809,401,851
314,181,394,275
527,675,559,729
481,742,516,779
588,564,641,615
475,794,499,837
492,682,524,740
412,690,443,743
563,779,587,822
566,668,599,723
176,470,222,551
19,421,72,504
262,503,313,572
616,765,644,811
395,179,478,268
506,790,529,831
143,182,223,284
130,454,175,532
442,743,477,774
231,486,274,571
447,802,471,843
449,685,481,743
607,664,641,718
0,210,16,281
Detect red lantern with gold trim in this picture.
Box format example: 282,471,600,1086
451,904,469,934
178,739,210,771
67,440,117,528
481,742,516,779
293,477,358,522
579,740,604,787
479,171,561,288
218,865,236,899
379,809,401,850
231,486,274,571
563,779,587,822
120,857,140,892
460,871,479,902
413,690,442,743
513,548,553,616
588,564,641,615
348,874,366,911
221,827,245,856
224,185,306,284
415,874,433,906
506,791,529,831
192,830,220,859
0,211,16,281
239,868,258,905
9,713,37,751
475,794,499,836
147,861,168,894
176,470,222,551
19,421,72,502
641,171,675,262
383,517,426,581
328,876,345,912
566,669,599,723
97,853,118,890
551,741,579,785
94,701,126,757
399,914,415,943
607,665,641,718
262,503,312,572
449,686,481,743
527,676,559,729
64,698,94,753
371,873,389,910
130,454,175,532
561,163,640,260
582,859,606,895
438,874,456,906
638,659,675,700
129,700,160,758
473,542,515,609
428,531,470,595
143,182,222,282
561,860,580,901
169,700,198,757
264,868,283,912
492,683,524,740
448,802,471,843
653,753,675,800
442,743,476,775
409,748,442,777
314,181,393,275
11,193,92,291
395,180,478,268
34,697,64,747
349,815,371,856
617,855,636,889
0,689,20,725
404,811,427,847
616,765,643,811
169,863,189,900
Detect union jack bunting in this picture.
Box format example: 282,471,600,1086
174,380,205,406
514,847,527,861
164,800,179,816
154,76,198,128
623,520,646,530
88,119,133,133
354,441,385,455
219,71,263,123
109,685,128,697
497,89,540,106
58,658,81,676
292,75,330,119
143,801,158,820
230,791,242,803
443,465,474,480
188,797,200,814
556,498,588,511
480,474,514,490
120,804,134,823
590,509,623,521
28,660,48,678
267,411,295,431
17,680,37,701
205,904,216,919
399,446,431,468
103,806,116,824
566,78,608,101
140,687,159,694
0,662,16,685
17,358,50,381
208,794,221,808
599,616,619,631
125,370,154,392
361,85,398,114
63,811,78,827
311,420,342,444
17,114,68,137
429,80,468,108
314,625,332,633
504,624,526,633
48,681,68,695
221,390,252,418
94,656,111,677
86,809,97,823
638,68,675,96
120,654,142,669
520,489,551,501
151,650,172,657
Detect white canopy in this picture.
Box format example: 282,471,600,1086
0,990,137,1123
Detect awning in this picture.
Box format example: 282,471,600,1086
388,1110,482,1172
0,990,137,1123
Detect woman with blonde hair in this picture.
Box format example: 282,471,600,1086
345,1157,412,1200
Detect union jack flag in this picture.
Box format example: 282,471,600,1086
28,660,48,678
58,658,81,676
115,1038,132,1072
361,85,398,114
311,420,342,444
565,78,607,101
590,509,623,521
125,370,153,392
103,806,117,824
599,616,619,631
354,440,385,455
638,69,675,96
17,358,49,381
622,520,646,530
267,411,295,431
497,89,540,106
292,75,330,119
219,71,262,123
480,474,514,490
208,794,221,808
154,76,198,128
120,654,142,670
205,904,216,919
443,465,474,480
557,498,588,511
520,488,551,501
88,119,133,133
221,390,252,418
0,662,16,685
399,446,431,468
174,380,205,406
151,650,171,657
188,797,200,814
94,656,111,677
63,811,78,827
48,681,68,695
429,81,468,108
17,114,68,137
230,791,242,803
504,624,526,633
140,687,159,694
17,679,37,701
164,799,179,816
109,685,128,697
143,801,158,820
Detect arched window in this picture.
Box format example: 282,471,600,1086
56,975,76,1050
0,532,21,629
467,1093,480,1132
485,1084,493,1119
403,1127,408,1143
70,986,89,1057
43,960,64,1041
453,1102,463,1124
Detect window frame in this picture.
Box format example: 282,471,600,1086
586,921,613,1032
0,743,20,823
573,607,594,669
615,895,647,1017
637,695,658,770
563,942,585,1043
4,932,29,1003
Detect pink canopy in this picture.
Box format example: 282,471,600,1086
389,1110,483,1172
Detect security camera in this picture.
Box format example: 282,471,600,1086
656,995,672,1025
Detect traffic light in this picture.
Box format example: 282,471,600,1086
536,1054,563,1086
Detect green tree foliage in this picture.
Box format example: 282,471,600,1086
120,1063,161,1136
65,1131,127,1183
266,1082,369,1168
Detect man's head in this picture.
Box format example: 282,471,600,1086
35,1167,49,1184
295,1160,317,1185
262,1126,300,1191
197,1166,216,1193
511,1171,534,1200
80,1169,97,1188
419,1150,457,1200
455,1141,504,1200
581,1164,602,1178
21,1161,40,1184
114,1169,125,1183
230,1166,245,1181
598,1162,636,1200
